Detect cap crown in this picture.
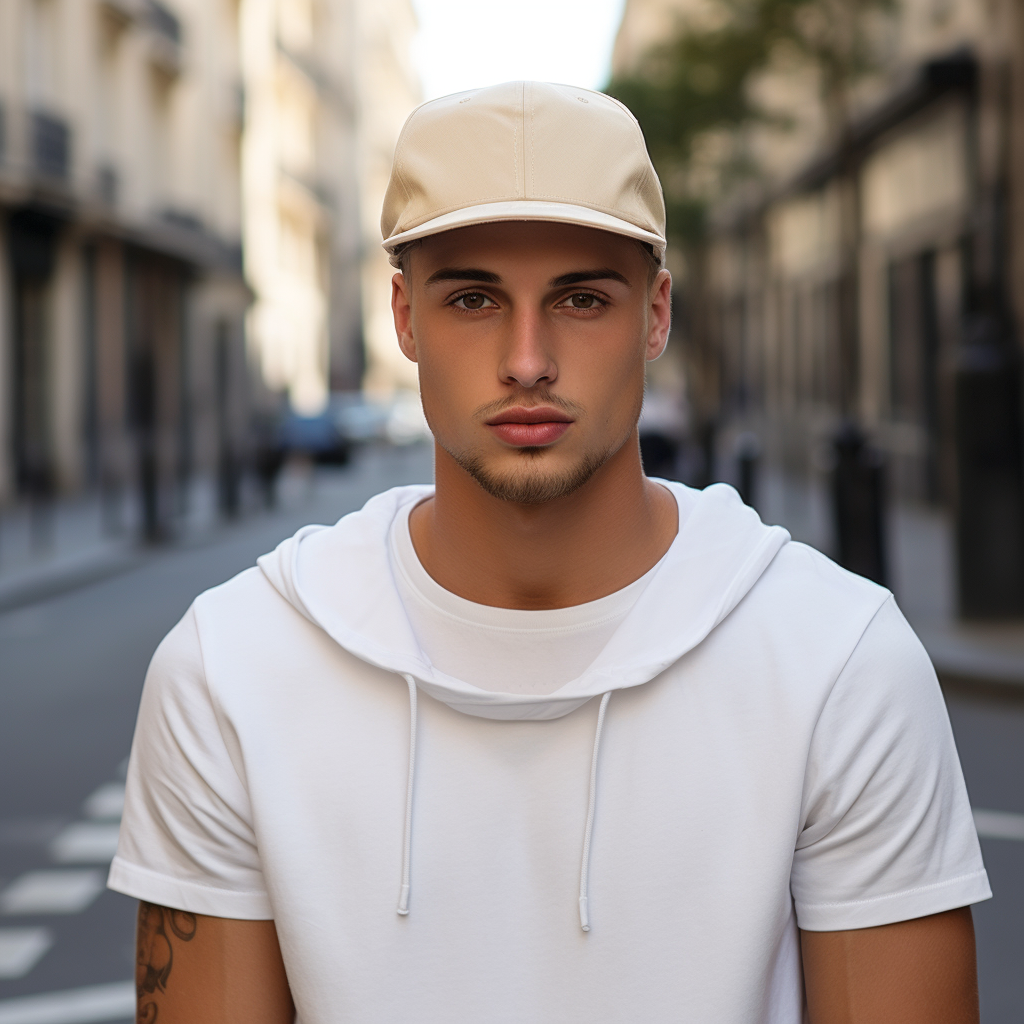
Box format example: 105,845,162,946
382,81,666,254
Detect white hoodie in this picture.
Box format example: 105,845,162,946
110,481,989,1024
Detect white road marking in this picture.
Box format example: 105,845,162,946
0,871,106,916
0,930,53,980
48,825,120,865
81,786,124,822
0,981,134,1024
974,808,1024,841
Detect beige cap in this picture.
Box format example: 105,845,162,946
381,81,667,260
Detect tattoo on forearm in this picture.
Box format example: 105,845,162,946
136,901,197,1023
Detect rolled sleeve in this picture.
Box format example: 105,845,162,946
108,605,273,919
792,596,991,931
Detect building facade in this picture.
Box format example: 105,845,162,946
240,0,420,417
0,0,421,563
709,0,1024,616
0,0,251,544
615,0,1024,617
353,0,419,398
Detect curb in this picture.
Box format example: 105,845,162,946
0,545,145,615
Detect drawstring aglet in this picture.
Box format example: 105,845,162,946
579,896,591,932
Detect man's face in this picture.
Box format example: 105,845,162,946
392,221,671,504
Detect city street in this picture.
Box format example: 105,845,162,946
0,446,433,1022
943,681,1024,1023
0,447,1021,1022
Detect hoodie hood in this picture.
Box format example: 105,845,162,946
258,481,789,721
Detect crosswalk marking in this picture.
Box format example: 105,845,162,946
973,808,1024,841
0,981,134,1024
81,786,124,823
0,930,53,980
49,825,121,866
0,767,128,987
0,871,106,916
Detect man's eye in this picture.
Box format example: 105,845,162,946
454,293,493,310
565,293,598,309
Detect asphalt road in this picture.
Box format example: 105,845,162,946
0,446,434,1021
0,446,1021,1022
941,680,1024,1023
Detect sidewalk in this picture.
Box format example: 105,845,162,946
756,469,1024,689
0,446,434,615
0,493,141,614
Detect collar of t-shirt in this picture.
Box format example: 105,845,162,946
389,501,672,696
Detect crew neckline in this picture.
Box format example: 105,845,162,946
389,500,670,633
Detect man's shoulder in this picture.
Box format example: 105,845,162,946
193,563,285,619
760,537,890,615
726,538,898,681
149,565,286,677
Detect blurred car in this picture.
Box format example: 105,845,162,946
382,391,431,445
330,391,431,447
279,391,431,463
331,392,392,443
280,408,351,465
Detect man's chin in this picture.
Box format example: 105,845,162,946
450,446,607,505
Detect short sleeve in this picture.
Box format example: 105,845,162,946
792,595,991,931
107,605,273,918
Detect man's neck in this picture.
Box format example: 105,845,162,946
408,437,678,610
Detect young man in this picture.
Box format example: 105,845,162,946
111,82,990,1023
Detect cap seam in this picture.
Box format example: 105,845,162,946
514,82,521,196
630,118,654,208
387,113,419,228
529,81,536,198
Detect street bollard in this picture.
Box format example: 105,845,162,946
953,320,1024,618
734,432,760,508
832,423,887,586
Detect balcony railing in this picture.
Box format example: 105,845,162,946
31,111,71,180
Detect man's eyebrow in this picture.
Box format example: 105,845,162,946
549,269,631,287
424,268,502,285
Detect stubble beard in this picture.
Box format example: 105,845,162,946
443,440,612,505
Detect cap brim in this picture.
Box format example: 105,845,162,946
383,201,666,260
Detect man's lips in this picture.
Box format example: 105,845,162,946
485,406,574,447
486,406,573,426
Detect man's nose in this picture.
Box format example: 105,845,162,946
498,307,557,389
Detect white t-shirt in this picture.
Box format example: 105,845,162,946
390,501,664,695
109,483,990,1024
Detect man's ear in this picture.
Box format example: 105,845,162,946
646,269,672,361
392,272,417,363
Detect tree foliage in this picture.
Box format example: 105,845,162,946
607,0,896,244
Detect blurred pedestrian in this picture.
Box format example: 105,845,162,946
111,82,988,1024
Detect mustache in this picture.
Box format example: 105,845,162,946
473,389,585,422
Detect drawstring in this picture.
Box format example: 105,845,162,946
579,691,612,932
397,674,418,915
394,676,613,932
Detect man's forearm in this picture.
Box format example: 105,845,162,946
801,907,979,1024
136,902,294,1023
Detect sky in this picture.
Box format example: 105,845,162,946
410,0,629,101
